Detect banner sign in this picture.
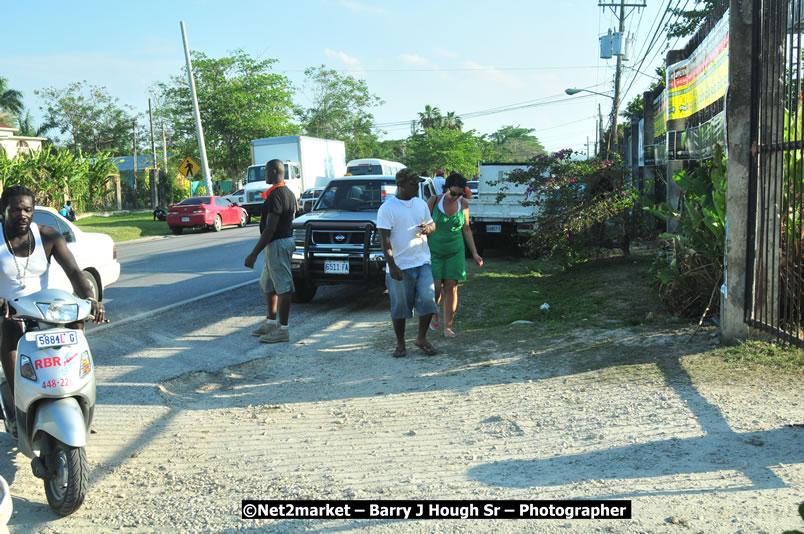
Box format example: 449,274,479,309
667,11,729,122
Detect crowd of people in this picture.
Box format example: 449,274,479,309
243,161,483,358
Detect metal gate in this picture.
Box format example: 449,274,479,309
746,0,804,345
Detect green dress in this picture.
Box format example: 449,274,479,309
429,196,466,280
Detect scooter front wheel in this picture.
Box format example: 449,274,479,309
44,438,88,516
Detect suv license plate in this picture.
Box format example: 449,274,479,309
486,224,502,233
324,260,349,274
181,217,190,222
36,331,78,349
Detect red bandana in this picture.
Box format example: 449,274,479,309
259,181,286,199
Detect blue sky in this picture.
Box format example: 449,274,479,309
1,0,677,155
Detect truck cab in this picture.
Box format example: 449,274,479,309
241,161,301,222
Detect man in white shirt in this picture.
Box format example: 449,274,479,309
376,168,439,358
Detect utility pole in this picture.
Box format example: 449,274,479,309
148,99,158,209
180,21,214,197
132,122,138,197
610,0,626,155
598,0,644,156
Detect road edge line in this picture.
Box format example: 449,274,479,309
89,278,260,334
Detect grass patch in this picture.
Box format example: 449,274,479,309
458,253,676,333
448,251,803,381
76,212,170,243
714,340,804,372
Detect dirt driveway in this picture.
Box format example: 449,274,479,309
1,283,802,533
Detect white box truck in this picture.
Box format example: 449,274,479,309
241,136,346,222
469,163,540,254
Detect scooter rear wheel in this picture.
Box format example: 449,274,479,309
44,439,88,516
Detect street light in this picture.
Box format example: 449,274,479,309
565,88,616,157
565,88,614,99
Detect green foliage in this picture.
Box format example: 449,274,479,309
486,125,546,161
375,139,407,162
666,0,715,39
157,49,298,181
0,77,24,117
415,105,463,132
643,146,726,316
504,149,639,265
298,65,384,161
76,212,171,242
405,128,482,177
0,146,121,211
35,81,135,155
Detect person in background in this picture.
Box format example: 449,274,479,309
59,201,76,221
432,168,446,195
376,168,439,358
426,172,483,337
244,159,297,344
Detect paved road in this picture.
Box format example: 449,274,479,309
101,225,264,321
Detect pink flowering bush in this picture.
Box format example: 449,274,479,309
505,149,640,265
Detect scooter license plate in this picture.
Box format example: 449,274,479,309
35,331,78,349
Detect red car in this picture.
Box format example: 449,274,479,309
167,196,248,235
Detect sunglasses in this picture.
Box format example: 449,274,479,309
448,190,464,197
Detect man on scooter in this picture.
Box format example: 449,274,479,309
0,186,105,414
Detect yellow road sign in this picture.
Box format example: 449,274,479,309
178,157,201,178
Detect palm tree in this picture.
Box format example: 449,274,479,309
418,104,442,130
443,111,463,131
0,77,24,117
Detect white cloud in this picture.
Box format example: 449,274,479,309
324,48,361,66
462,60,523,89
338,0,386,15
432,47,459,59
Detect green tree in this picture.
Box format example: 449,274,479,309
487,125,546,161
36,81,135,155
298,65,384,161
157,49,297,180
0,77,24,117
666,0,715,39
376,139,407,162
15,109,52,138
406,128,482,177
417,105,442,130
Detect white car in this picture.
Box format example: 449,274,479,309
223,188,245,206
32,207,121,301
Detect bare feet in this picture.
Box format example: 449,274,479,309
444,328,456,338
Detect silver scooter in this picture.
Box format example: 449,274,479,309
0,289,96,516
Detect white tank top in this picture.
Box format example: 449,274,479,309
0,223,50,299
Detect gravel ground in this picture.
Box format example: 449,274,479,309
1,286,802,533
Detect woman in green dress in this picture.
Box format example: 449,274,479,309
426,172,483,337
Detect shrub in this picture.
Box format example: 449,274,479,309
505,149,640,266
643,146,726,317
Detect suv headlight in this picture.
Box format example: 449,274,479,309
371,230,381,246
293,227,306,245
36,302,79,322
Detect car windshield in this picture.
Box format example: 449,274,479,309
179,197,211,205
346,164,383,175
315,180,397,211
246,166,265,184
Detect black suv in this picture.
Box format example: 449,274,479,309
290,176,436,301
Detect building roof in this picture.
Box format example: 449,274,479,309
0,122,14,130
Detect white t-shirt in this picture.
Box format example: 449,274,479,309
376,195,434,272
